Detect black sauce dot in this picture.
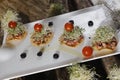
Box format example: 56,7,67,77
48,21,53,26
88,21,93,27
53,53,59,59
89,37,91,39
48,45,50,47
69,20,74,24
37,51,43,56
116,26,120,30
20,53,27,59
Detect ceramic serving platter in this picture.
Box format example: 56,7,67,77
0,5,120,80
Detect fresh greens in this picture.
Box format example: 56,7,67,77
31,27,52,41
1,9,19,31
8,23,25,35
107,65,120,80
63,26,85,40
67,64,97,80
93,26,115,43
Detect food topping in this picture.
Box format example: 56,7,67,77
63,26,84,40
93,26,117,50
82,46,93,58
31,23,53,46
93,26,115,43
64,22,74,32
7,22,26,40
1,10,19,31
61,26,84,47
8,21,17,28
34,23,43,32
1,10,26,41
60,22,85,47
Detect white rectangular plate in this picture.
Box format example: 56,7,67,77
0,5,120,80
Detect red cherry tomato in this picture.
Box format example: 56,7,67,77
8,21,17,28
82,46,93,58
34,23,43,32
64,22,74,32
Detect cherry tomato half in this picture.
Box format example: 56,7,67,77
82,46,93,58
34,23,43,32
64,22,74,32
8,21,17,28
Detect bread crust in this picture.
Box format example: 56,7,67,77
92,38,118,56
6,31,27,46
59,36,84,47
93,46,116,56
